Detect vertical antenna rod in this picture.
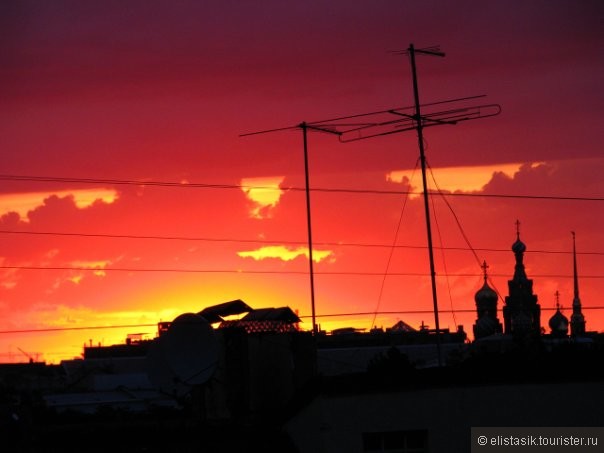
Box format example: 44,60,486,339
301,122,318,334
408,43,444,366
240,121,340,336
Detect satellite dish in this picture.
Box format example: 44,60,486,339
146,313,219,396
146,335,179,393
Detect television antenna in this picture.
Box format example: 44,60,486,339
241,44,501,365
241,122,340,336
17,347,40,363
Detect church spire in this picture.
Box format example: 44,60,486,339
570,231,586,336
511,219,527,280
572,231,580,303
503,220,541,338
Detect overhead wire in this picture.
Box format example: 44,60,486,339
1,173,603,202
370,157,419,329
427,160,505,304
428,175,458,327
1,230,603,256
419,138,461,328
3,305,604,336
1,264,602,279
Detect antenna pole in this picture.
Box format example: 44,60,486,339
301,122,318,334
408,43,443,367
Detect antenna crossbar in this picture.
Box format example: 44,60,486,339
303,102,501,143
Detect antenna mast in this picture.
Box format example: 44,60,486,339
241,43,500,354
407,43,445,367
17,347,39,363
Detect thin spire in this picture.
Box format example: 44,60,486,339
570,231,586,336
572,231,580,302
511,219,527,279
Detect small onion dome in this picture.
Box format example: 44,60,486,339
512,237,526,254
549,309,569,335
475,281,498,305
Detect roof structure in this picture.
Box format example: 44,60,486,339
219,307,301,333
389,320,417,333
198,299,252,324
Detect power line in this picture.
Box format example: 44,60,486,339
0,174,241,191
0,229,305,246
1,173,603,202
2,306,604,335
428,162,483,267
371,158,419,329
299,306,604,319
1,230,603,256
1,265,603,279
430,179,458,327
0,323,158,334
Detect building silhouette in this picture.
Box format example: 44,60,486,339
472,226,591,343
472,260,503,339
1,225,603,452
502,223,542,339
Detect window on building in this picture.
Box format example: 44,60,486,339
362,429,428,453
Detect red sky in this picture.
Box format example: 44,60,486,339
1,0,603,363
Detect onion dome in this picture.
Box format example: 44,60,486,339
549,296,569,336
549,310,569,335
512,237,526,254
512,219,526,254
475,261,497,306
475,281,498,306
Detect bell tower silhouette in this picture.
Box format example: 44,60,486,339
502,221,541,338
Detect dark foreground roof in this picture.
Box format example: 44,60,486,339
198,299,252,323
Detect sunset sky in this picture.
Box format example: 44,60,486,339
1,0,603,363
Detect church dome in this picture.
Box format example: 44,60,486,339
475,281,498,305
512,237,526,254
549,308,569,335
